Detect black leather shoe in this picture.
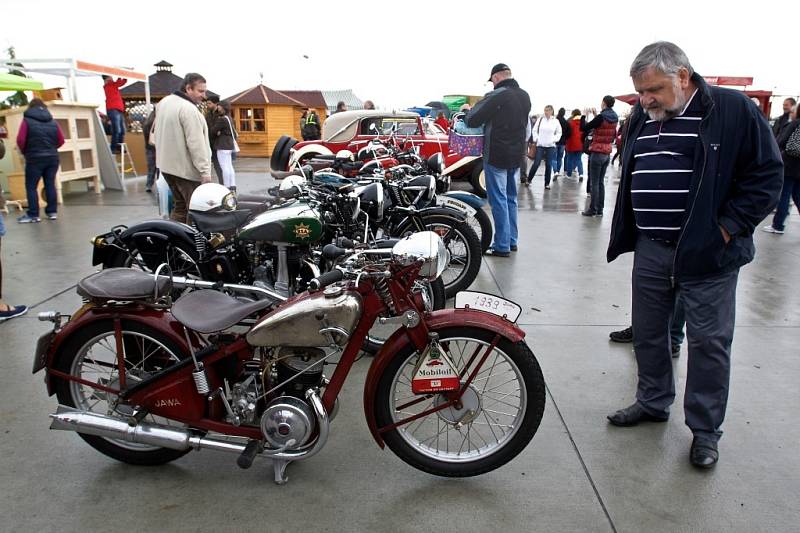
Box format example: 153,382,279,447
607,403,669,427
609,326,633,343
511,245,518,252
690,438,719,469
581,210,596,217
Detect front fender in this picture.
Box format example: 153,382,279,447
40,305,190,396
362,309,525,448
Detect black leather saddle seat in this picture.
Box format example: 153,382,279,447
171,289,272,333
188,209,252,234
77,268,170,301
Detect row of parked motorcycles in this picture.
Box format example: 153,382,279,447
32,135,546,484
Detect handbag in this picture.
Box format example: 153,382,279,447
448,130,483,157
786,123,800,158
225,116,240,153
527,117,543,159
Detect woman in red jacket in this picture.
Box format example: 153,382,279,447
434,112,450,132
564,109,584,180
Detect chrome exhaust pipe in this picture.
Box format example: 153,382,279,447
49,389,330,461
49,405,249,455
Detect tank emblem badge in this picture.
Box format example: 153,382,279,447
294,223,312,240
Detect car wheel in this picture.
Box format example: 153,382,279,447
470,160,486,198
270,135,297,171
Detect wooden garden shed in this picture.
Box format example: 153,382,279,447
225,85,327,157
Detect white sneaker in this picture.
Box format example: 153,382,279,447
762,225,784,234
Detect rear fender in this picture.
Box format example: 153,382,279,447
117,220,200,270
441,191,486,210
362,308,525,447
40,305,190,396
395,207,468,233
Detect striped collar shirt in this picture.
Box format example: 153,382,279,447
631,89,702,242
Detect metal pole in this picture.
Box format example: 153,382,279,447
144,78,151,113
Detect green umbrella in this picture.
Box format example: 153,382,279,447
0,72,44,91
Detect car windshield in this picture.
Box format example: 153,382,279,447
372,118,419,136
423,118,446,136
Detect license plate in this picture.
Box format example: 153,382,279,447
32,331,55,374
455,291,522,322
435,197,476,217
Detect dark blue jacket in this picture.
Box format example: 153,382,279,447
608,73,783,280
23,106,60,159
465,78,531,169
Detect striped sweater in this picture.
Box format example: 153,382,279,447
631,90,702,241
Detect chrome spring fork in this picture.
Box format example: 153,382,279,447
374,277,396,315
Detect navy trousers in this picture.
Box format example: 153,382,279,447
631,235,738,442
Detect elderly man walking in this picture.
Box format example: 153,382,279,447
465,63,531,257
154,73,213,223
606,42,783,468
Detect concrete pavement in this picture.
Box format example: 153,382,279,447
0,159,797,532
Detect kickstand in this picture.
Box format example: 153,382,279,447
272,459,290,485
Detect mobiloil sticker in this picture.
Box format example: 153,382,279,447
411,341,460,394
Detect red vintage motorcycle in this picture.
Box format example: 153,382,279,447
34,232,545,484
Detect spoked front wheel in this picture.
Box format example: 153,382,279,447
374,326,545,477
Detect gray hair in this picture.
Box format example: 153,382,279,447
630,41,694,78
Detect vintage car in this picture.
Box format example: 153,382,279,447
270,110,486,196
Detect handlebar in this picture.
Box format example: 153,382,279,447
308,269,344,292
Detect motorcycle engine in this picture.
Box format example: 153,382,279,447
259,348,326,449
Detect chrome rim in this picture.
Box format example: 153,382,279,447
427,223,469,289
389,336,527,462
68,330,183,451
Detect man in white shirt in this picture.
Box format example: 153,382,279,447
525,105,562,189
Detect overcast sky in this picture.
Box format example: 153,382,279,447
2,0,798,118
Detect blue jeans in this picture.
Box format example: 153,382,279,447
555,144,565,173
565,151,584,177
108,109,125,151
527,145,557,186
770,175,800,231
588,152,610,214
484,162,519,253
25,156,59,218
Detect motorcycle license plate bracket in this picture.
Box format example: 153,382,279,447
454,291,522,323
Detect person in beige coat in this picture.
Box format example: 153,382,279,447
154,73,213,223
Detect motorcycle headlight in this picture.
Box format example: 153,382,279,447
392,231,450,280
222,191,237,211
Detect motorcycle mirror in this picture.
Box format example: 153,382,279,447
369,123,378,133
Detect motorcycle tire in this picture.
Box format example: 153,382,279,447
361,276,446,356
270,135,297,172
103,244,202,278
53,320,192,466
470,160,487,198
374,326,545,477
470,207,493,254
399,215,481,299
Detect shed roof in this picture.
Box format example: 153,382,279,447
226,84,307,106
278,90,327,109
120,61,218,100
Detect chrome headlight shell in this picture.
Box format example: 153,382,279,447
391,231,450,280
222,191,238,211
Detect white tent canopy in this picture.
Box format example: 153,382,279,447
0,58,149,108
